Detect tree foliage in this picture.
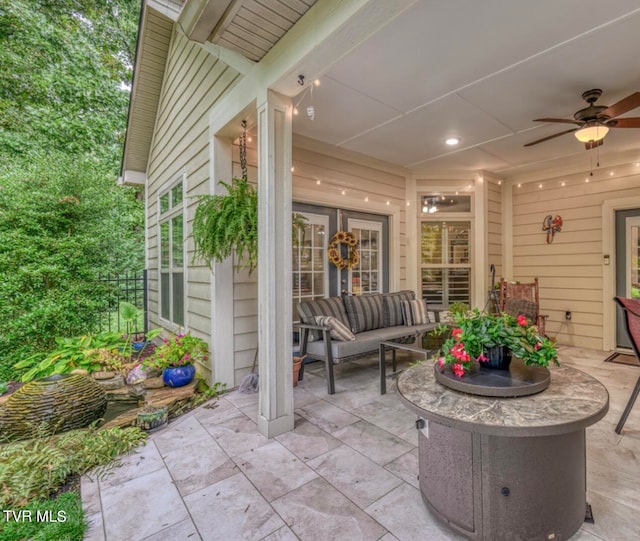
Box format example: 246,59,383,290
0,1,144,380
0,154,144,380
0,0,139,161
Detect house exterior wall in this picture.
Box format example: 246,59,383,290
510,170,640,349
229,140,410,386
145,27,242,380
487,180,503,282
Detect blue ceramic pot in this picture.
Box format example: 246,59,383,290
163,364,196,387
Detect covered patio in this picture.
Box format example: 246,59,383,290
82,346,640,540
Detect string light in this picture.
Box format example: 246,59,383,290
341,189,346,195
291,166,295,172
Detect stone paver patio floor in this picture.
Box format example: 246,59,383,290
82,345,640,540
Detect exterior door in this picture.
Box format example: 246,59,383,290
615,210,640,348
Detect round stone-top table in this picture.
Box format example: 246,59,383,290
397,362,609,541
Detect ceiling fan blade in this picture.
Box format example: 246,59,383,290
524,128,578,147
600,92,640,119
533,117,583,125
609,117,640,128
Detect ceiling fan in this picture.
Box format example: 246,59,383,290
524,89,640,149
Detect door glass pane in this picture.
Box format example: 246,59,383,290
421,223,443,265
292,215,328,322
348,220,383,294
172,215,183,267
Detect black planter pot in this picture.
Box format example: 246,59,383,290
482,345,512,370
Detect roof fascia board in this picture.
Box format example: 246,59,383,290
147,0,182,21
210,0,418,135
178,0,235,42
192,37,254,75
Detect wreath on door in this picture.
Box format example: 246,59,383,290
327,231,360,270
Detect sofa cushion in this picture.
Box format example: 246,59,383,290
401,299,430,326
382,290,416,327
305,323,438,362
343,293,384,333
315,315,356,341
298,297,350,341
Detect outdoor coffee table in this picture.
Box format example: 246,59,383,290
379,333,438,394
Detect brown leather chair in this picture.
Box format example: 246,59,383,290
499,277,548,336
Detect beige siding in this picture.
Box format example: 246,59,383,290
146,28,242,381
510,172,640,349
487,180,503,281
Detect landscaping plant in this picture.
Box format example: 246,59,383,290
0,425,147,507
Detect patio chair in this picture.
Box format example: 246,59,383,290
499,277,548,336
614,297,640,434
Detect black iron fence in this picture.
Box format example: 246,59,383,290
96,270,148,335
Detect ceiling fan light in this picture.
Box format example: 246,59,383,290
574,125,609,143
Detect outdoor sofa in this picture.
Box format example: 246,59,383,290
296,291,440,394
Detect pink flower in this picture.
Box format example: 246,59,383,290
184,353,190,361
517,315,528,327
452,328,463,340
534,342,541,351
478,353,488,363
452,363,465,377
437,358,445,368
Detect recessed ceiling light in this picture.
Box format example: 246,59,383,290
445,137,460,146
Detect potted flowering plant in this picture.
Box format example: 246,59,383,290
436,309,558,377
143,332,208,387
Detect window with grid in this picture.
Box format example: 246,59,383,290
159,181,184,326
420,221,471,307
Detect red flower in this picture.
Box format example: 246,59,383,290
517,315,528,326
452,363,465,377
477,353,488,363
534,341,541,351
437,358,445,368
451,328,463,339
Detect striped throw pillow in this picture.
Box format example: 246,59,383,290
315,316,356,341
401,299,429,326
343,293,384,333
382,290,416,327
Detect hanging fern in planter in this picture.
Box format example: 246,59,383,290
192,177,308,276
192,177,259,274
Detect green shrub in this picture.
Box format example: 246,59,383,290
0,153,144,381
0,425,147,507
12,332,127,383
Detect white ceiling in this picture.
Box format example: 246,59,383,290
291,0,640,179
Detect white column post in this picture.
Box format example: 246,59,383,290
209,135,235,388
256,89,294,438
